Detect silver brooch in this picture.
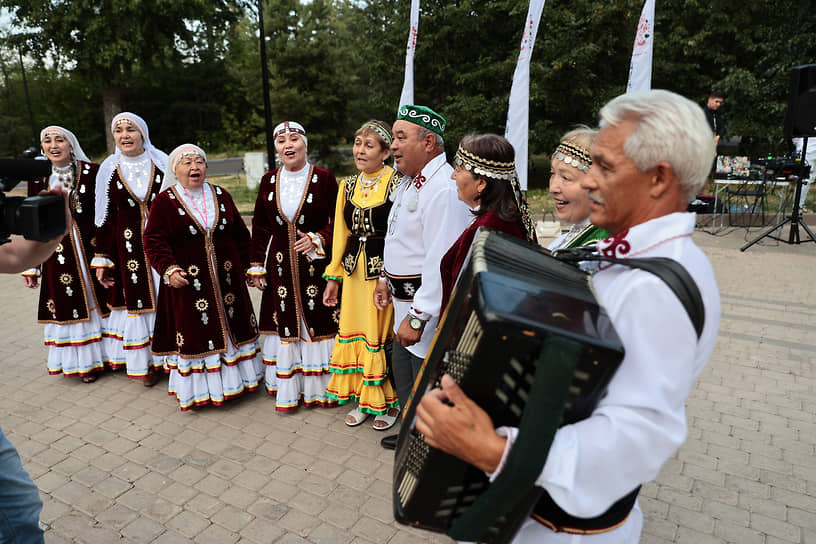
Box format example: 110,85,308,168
404,191,418,212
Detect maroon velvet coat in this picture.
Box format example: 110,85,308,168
250,166,339,341
95,166,164,313
144,184,259,358
29,161,110,323
439,210,527,313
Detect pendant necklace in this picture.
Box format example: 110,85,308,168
121,156,151,195
359,167,386,206
183,185,209,228
52,164,75,190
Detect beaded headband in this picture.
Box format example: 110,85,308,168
454,146,516,181
552,142,591,173
41,127,67,141
273,121,306,139
361,121,393,147
112,116,145,138
172,145,207,171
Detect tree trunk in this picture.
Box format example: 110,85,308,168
0,59,10,117
102,85,122,154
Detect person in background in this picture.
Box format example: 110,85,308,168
92,112,168,386
0,184,70,544
248,121,339,411
702,90,726,147
23,126,111,382
416,90,721,543
144,144,263,410
323,120,401,430
792,137,815,212
372,105,472,450
547,127,610,251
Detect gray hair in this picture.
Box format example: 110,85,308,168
599,89,716,202
418,126,444,151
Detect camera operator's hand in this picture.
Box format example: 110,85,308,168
0,186,70,274
96,268,116,289
23,275,39,289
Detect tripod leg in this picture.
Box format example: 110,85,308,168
741,217,791,251
796,217,816,243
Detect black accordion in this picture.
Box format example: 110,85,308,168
393,230,625,543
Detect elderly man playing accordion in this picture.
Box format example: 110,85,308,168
416,90,721,544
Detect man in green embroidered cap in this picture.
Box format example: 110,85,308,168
373,104,471,450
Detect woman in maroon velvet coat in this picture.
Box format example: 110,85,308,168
23,125,110,382
440,134,536,312
144,144,262,410
248,121,339,411
92,112,168,386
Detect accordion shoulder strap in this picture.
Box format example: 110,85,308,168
554,248,705,339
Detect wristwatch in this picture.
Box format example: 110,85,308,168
408,314,426,331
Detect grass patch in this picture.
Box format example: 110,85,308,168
526,188,555,217
210,174,258,216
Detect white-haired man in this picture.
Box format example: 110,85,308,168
415,90,721,543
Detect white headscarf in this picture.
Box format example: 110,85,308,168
40,125,90,163
94,112,169,227
161,144,207,193
273,121,308,148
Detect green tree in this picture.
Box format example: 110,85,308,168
1,0,241,153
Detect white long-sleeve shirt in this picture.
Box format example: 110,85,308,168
383,152,472,358
491,212,721,544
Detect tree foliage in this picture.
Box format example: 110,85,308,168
1,0,816,180
0,0,240,153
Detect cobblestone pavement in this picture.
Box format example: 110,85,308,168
1,222,814,544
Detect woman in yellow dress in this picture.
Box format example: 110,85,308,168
323,120,401,430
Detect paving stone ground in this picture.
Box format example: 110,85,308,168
1,220,815,544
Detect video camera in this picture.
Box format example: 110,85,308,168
0,156,65,244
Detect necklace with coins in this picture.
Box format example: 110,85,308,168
359,167,387,206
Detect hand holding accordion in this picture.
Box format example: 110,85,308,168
393,230,626,543
414,374,508,474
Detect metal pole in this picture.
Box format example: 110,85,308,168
18,47,37,150
257,0,275,168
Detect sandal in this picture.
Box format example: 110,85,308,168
373,407,400,431
81,374,97,383
345,407,370,427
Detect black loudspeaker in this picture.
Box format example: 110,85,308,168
784,64,816,138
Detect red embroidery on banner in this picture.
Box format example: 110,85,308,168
600,229,631,258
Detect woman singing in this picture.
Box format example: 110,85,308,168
92,112,168,386
144,144,263,410
249,121,339,411
23,126,110,382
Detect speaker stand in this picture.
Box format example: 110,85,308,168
741,138,816,251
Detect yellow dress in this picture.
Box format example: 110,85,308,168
324,166,399,414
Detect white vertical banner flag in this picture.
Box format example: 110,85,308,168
626,0,655,93
505,0,546,191
398,0,420,108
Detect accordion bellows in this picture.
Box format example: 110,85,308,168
393,230,625,543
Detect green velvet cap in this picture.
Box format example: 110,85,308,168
396,105,446,136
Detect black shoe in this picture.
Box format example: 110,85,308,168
380,434,398,450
